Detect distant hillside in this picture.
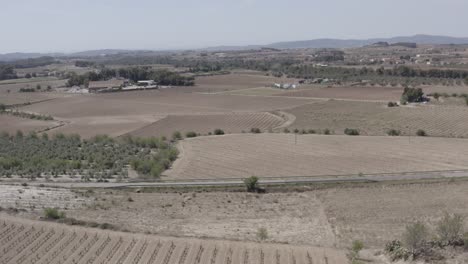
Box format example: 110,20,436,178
207,35,468,51
2,35,468,61
0,52,63,62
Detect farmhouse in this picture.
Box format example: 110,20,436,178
88,79,126,93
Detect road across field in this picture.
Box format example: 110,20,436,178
12,169,468,189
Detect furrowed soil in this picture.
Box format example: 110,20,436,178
0,214,346,264
18,90,311,138
166,134,468,180
128,112,285,138
285,100,468,137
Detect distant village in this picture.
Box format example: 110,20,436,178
67,79,169,94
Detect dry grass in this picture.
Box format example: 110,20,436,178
167,134,468,180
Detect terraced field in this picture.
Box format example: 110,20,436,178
286,100,468,138
166,134,468,180
0,216,346,264
128,112,285,138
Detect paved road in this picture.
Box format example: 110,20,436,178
7,170,468,189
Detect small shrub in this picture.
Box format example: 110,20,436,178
257,227,268,241
385,240,410,261
244,176,259,192
250,128,261,134
433,93,440,100
465,97,468,106
344,128,360,136
293,128,300,134
403,221,429,254
387,129,401,136
213,129,225,135
44,208,65,220
387,102,398,107
323,128,331,135
308,129,316,134
436,212,464,245
416,129,427,137
172,131,182,141
283,128,290,133
185,131,197,138
348,240,364,262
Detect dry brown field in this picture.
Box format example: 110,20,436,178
285,100,468,137
0,215,346,264
274,85,403,101
17,90,311,138
0,115,58,134
128,112,285,138
0,78,67,93
194,73,297,93
166,134,468,180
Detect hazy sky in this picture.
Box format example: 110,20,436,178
1,0,467,53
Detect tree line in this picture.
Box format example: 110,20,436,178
66,67,195,87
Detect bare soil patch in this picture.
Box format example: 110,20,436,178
167,134,468,180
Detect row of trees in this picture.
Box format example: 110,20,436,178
66,67,195,87
0,65,17,80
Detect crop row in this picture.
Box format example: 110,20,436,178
0,217,346,264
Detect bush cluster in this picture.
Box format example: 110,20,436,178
344,128,360,136
385,213,466,261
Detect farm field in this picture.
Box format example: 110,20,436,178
21,91,312,117
16,90,311,138
0,78,67,93
0,115,58,134
274,85,403,101
48,114,164,139
0,215,347,264
128,112,285,138
166,134,468,180
285,100,468,137
194,72,297,93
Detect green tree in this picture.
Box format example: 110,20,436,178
244,176,259,192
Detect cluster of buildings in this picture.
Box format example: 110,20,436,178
84,79,159,93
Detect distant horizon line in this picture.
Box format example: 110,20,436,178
1,34,468,55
